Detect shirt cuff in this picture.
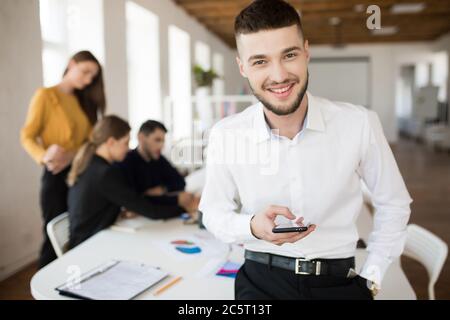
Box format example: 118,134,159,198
234,213,259,242
359,252,392,288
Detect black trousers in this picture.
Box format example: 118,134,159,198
38,166,70,269
235,259,373,300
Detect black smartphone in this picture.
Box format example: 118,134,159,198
272,224,308,233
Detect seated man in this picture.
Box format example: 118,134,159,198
119,120,198,210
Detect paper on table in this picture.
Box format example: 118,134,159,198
195,257,226,278
111,216,160,233
152,232,230,261
56,260,168,300
195,251,243,279
216,261,242,279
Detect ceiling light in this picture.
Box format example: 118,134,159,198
390,3,426,14
328,17,342,26
354,4,365,13
371,26,399,36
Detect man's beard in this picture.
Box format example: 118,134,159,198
141,144,154,161
250,71,309,116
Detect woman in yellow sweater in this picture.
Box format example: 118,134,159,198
21,51,106,268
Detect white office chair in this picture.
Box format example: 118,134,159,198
46,212,70,258
402,224,448,300
424,124,450,148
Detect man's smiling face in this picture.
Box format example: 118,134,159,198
236,25,310,116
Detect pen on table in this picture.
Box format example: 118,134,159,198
73,260,120,285
153,276,183,296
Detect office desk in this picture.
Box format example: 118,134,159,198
30,218,416,300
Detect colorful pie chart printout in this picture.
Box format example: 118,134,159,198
216,261,241,279
171,240,202,254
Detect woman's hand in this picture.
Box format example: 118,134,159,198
144,186,167,196
119,210,138,219
43,145,74,175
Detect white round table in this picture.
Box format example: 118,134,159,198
31,217,416,300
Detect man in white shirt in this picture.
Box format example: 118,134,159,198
199,0,412,300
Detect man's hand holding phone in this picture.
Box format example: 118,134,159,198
250,205,316,246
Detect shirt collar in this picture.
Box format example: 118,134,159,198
252,91,326,143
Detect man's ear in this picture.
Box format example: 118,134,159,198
304,39,310,64
236,56,247,78
137,132,144,144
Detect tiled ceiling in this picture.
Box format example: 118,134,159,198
174,0,450,48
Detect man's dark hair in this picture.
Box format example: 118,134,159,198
139,120,167,135
234,0,304,39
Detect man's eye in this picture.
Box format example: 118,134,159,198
285,53,297,59
253,60,266,66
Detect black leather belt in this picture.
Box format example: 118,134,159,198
245,250,355,277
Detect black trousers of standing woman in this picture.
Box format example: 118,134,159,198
38,166,70,269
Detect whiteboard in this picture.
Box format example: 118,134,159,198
308,57,370,108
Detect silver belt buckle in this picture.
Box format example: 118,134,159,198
295,258,322,275
295,258,310,275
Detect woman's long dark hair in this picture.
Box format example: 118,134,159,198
63,51,106,125
67,115,130,186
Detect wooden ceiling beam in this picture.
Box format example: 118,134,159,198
197,12,450,28
202,14,450,31
173,0,450,48
176,0,450,13
193,6,450,22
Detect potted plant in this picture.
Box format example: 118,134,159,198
192,65,220,130
193,64,219,88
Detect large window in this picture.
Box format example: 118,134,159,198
168,25,191,140
194,41,212,131
195,41,211,70
212,52,225,123
39,0,104,86
212,52,225,96
126,1,161,147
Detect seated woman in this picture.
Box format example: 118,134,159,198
67,115,197,249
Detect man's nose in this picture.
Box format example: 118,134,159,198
270,62,289,84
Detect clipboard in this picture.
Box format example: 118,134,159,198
55,260,169,300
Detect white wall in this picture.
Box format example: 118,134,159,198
309,58,370,107
310,42,442,142
0,0,43,280
103,0,129,119
103,0,245,120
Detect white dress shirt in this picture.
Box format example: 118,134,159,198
199,92,412,286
